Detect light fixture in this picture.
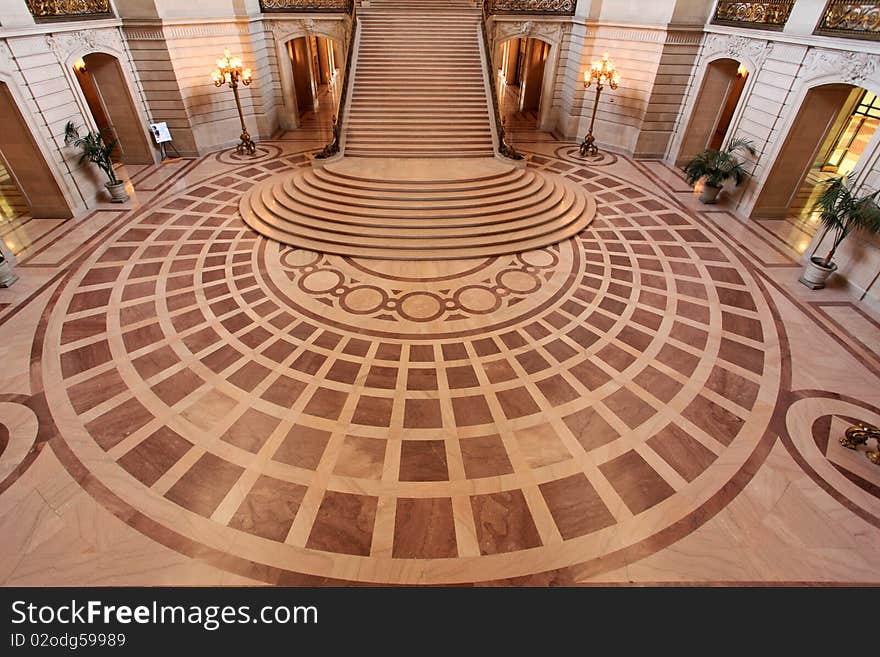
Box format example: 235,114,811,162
211,48,256,156
73,58,86,73
737,63,748,78
580,53,620,158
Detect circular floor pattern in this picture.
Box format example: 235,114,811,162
788,395,880,524
39,148,783,584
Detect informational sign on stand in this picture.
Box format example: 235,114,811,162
149,122,172,144
149,122,180,161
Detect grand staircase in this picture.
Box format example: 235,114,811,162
345,0,494,157
239,1,597,259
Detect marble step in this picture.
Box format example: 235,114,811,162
254,176,579,238
287,170,547,212
239,159,596,260
345,150,493,158
345,2,493,158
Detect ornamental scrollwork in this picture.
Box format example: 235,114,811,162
25,0,113,20
816,2,880,40
259,0,352,12
711,1,795,29
487,0,575,15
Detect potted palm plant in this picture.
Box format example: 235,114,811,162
64,122,129,203
683,137,757,204
800,176,880,289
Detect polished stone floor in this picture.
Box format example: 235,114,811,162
1,130,879,585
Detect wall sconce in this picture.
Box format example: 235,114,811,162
737,63,748,78
73,58,87,73
580,52,621,158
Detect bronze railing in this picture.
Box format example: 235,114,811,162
315,3,357,158
711,1,796,30
480,2,523,159
816,1,880,40
260,0,353,12
486,0,575,15
25,0,113,21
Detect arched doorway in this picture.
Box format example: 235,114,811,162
677,58,749,166
0,81,72,220
497,37,551,132
751,83,879,220
284,35,340,135
73,53,153,165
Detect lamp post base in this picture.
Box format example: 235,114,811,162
579,132,599,158
237,130,257,156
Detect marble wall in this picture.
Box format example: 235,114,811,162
667,3,880,306
0,0,348,212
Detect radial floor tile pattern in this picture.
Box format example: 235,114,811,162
2,139,879,586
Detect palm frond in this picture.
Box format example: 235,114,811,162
810,176,880,265
64,123,119,184
683,135,755,189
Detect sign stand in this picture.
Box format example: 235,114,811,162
158,141,181,162
149,122,180,162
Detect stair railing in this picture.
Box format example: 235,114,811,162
479,0,523,160
315,1,358,158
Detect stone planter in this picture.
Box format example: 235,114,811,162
0,256,18,288
106,180,129,203
798,256,837,290
699,183,722,204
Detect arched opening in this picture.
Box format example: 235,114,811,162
497,37,551,133
73,53,153,166
286,35,340,133
677,58,749,167
0,81,72,223
751,83,879,225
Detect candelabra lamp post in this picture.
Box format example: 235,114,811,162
580,53,620,158
212,49,256,156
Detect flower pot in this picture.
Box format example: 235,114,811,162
699,183,722,204
106,180,129,203
0,257,18,288
798,256,838,290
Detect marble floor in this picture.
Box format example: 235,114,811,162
0,128,879,586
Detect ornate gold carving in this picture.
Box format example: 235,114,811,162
260,0,352,12
817,2,880,40
712,1,795,30
840,421,880,464
25,0,112,20
487,0,575,15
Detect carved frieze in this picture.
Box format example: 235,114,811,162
803,48,880,84
703,33,771,67
494,19,564,45
45,28,123,58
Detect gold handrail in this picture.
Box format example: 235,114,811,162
480,2,523,160
315,3,357,158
